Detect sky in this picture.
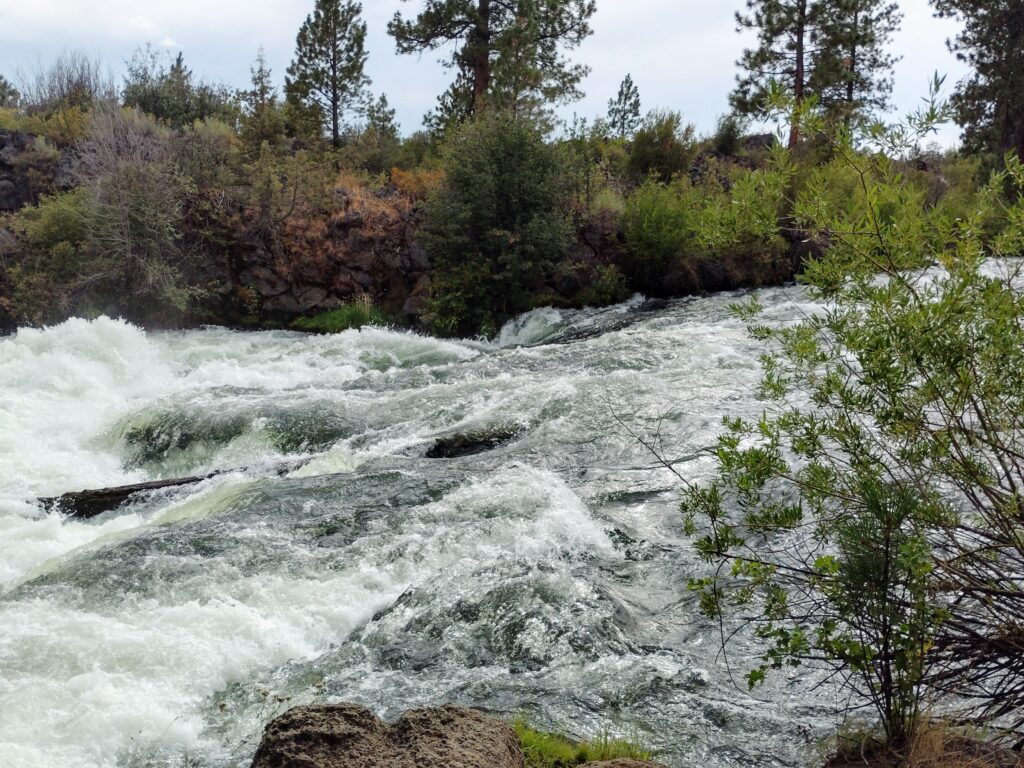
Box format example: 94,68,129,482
0,0,971,145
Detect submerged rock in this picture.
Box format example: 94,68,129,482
425,426,525,459
250,704,524,768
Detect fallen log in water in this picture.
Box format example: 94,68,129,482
39,460,309,520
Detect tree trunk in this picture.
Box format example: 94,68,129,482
470,0,492,114
332,95,340,148
39,461,308,519
790,0,808,150
848,11,858,107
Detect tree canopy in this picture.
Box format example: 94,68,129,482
389,0,596,128
286,0,371,147
607,74,641,138
932,0,1024,159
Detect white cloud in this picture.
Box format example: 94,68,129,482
128,15,156,32
159,36,180,49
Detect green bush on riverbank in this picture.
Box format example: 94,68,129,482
291,297,394,333
513,718,654,767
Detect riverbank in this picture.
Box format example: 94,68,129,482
0,124,811,337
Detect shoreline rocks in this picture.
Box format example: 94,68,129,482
250,704,524,768
250,704,669,768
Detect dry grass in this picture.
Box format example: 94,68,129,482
827,723,1022,768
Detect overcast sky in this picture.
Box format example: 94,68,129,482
0,0,970,144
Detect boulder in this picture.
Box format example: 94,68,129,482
246,266,290,298
296,286,329,312
402,274,432,317
426,425,524,459
0,179,17,211
250,704,524,768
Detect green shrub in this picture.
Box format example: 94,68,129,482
621,180,698,283
627,110,697,183
19,188,90,256
422,115,575,337
681,87,1024,748
712,113,748,156
622,155,789,289
576,264,631,307
513,719,653,768
123,47,239,129
291,298,392,333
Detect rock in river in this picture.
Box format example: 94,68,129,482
250,704,524,768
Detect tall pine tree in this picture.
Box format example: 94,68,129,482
732,0,828,148
732,0,901,145
813,0,902,125
932,0,1024,159
240,47,286,153
607,74,641,138
286,0,371,147
389,0,595,124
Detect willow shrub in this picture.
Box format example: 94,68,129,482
680,84,1024,747
621,154,790,290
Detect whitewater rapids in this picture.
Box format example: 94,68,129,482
0,290,830,768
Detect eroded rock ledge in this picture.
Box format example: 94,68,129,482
250,704,668,768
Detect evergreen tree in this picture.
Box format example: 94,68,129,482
389,0,595,122
240,47,286,153
732,0,829,148
286,0,371,147
932,0,1024,159
813,0,902,125
732,0,901,145
0,75,19,108
607,74,641,138
366,94,399,142
424,67,475,135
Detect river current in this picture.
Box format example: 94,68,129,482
0,289,833,768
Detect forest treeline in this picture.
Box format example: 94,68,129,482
0,0,1019,337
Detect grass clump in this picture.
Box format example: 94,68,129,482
513,718,654,767
291,297,393,333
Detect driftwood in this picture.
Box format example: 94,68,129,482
39,460,308,520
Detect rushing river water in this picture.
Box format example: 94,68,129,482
0,289,835,768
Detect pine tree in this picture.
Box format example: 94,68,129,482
389,0,595,123
366,94,399,142
813,0,902,125
732,0,901,145
424,68,475,136
607,74,641,138
0,75,19,109
932,0,1024,159
732,0,829,148
286,0,371,147
241,48,286,154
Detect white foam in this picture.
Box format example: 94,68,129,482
495,307,565,348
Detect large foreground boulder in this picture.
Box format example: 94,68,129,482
250,704,524,768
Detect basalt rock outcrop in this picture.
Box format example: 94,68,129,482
250,704,670,768
250,704,524,768
204,184,430,327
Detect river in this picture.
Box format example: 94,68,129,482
0,288,833,768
